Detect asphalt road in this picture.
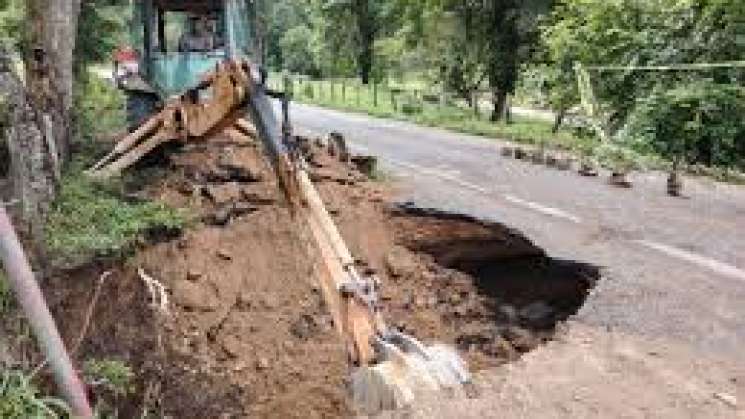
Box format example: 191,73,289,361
286,102,745,365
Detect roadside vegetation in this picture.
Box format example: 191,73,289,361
266,0,745,183
45,77,187,268
274,74,592,153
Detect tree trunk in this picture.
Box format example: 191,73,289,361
0,0,81,253
0,47,55,261
354,0,374,84
552,108,566,133
492,90,508,122
25,0,82,163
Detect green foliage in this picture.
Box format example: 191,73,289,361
290,77,588,152
48,74,186,267
75,1,130,76
595,142,643,173
542,0,745,124
83,359,135,398
0,370,69,418
621,82,745,170
279,25,318,75
76,75,127,145
0,0,22,49
0,272,12,313
44,170,187,267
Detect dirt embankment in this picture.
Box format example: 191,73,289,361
42,131,600,418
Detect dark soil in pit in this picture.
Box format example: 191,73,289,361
36,133,600,418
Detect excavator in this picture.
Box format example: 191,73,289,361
88,0,470,414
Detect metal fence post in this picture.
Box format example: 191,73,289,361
0,208,93,418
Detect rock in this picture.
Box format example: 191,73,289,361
207,202,258,226
217,151,263,182
236,291,254,309
556,157,573,170
241,188,276,205
449,293,462,305
203,166,232,182
232,202,257,217
578,162,598,177
261,294,279,310
290,314,320,340
309,167,348,184
504,326,539,351
384,246,417,278
453,304,468,317
217,249,233,260
519,301,554,323
483,336,519,359
256,357,270,371
328,131,349,162
173,178,195,195
186,269,203,281
501,147,514,157
209,205,233,226
530,150,546,164
351,155,378,178
667,172,683,197
498,304,518,322
203,182,242,205
609,172,632,188
713,392,737,408
296,136,313,157
220,335,242,358
172,281,219,312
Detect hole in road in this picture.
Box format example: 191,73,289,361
390,205,601,368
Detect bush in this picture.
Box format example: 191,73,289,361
621,82,745,170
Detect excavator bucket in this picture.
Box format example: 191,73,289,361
352,334,470,415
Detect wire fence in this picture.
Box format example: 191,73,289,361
267,73,505,121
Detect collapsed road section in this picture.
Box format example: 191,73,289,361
41,128,601,417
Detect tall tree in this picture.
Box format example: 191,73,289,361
1,0,81,249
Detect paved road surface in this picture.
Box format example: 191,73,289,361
286,102,745,416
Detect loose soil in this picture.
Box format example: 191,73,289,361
38,130,600,417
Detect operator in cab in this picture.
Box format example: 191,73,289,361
178,15,215,52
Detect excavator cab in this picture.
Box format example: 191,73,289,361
117,0,253,128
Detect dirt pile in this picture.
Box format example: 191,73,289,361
43,131,600,417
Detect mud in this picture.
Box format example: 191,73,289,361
39,132,600,417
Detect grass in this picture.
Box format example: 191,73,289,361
0,370,69,418
44,73,188,268
275,76,597,157
44,168,187,267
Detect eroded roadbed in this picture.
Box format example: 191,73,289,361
45,133,600,417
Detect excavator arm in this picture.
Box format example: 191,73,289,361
87,58,469,414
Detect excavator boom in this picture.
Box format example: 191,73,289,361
88,59,470,414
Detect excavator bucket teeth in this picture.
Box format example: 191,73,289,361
350,334,470,415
